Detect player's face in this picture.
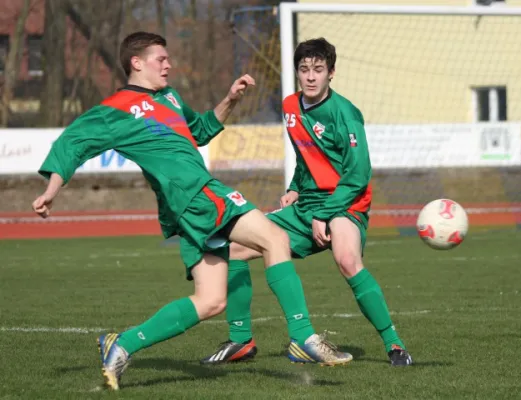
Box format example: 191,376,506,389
297,58,334,103
139,45,171,90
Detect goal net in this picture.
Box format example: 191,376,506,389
276,3,521,232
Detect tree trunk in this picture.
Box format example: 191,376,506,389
206,0,216,109
39,0,66,127
110,0,124,93
156,0,166,38
1,0,31,127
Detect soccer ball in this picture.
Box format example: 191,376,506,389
416,199,469,250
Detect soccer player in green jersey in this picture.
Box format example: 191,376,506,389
201,38,413,367
31,32,352,390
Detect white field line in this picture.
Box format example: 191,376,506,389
0,214,158,224
0,310,430,334
4,307,517,335
3,250,518,268
1,206,521,224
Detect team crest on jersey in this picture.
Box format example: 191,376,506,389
349,133,358,147
227,191,247,206
164,93,181,109
313,121,325,139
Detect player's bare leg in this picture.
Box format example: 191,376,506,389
329,217,412,366
190,254,229,320
202,210,352,366
227,209,291,265
199,242,261,364
99,254,228,389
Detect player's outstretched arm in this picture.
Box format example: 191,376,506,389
183,74,256,147
32,173,64,218
34,108,115,217
213,74,255,124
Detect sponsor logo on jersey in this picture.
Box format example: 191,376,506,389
294,139,317,148
313,121,325,138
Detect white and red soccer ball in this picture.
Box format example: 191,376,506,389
416,199,469,250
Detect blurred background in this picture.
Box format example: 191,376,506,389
1,0,521,238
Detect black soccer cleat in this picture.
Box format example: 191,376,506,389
200,339,258,365
388,345,413,367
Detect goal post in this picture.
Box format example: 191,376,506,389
279,3,521,229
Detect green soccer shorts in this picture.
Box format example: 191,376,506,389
178,179,256,280
266,204,368,259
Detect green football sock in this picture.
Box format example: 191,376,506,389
266,261,315,346
117,297,200,355
227,260,253,343
347,268,405,353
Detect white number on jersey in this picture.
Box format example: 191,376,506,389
130,101,155,119
284,113,296,128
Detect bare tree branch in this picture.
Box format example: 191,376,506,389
65,0,126,83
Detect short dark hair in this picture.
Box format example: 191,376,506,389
293,38,336,72
120,32,167,77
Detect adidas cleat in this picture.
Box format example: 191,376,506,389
287,333,353,366
200,339,257,365
388,345,413,367
97,333,131,390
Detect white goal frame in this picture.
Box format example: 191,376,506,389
279,3,521,189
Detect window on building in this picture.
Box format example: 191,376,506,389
473,86,507,122
474,0,506,6
27,34,43,75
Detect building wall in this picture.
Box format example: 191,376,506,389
295,0,521,123
298,0,521,6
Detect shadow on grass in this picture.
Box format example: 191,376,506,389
123,357,344,388
54,365,91,374
267,344,365,360
356,357,454,367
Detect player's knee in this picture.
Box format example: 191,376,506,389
334,251,363,278
230,242,261,261
265,226,290,251
208,299,227,317
201,297,227,319
193,292,227,319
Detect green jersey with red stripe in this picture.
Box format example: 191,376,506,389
39,85,224,238
283,89,372,223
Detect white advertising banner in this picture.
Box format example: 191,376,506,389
0,129,209,175
0,123,520,174
366,122,521,168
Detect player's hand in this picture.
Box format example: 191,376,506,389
227,74,255,101
32,194,53,219
312,219,331,248
280,190,299,208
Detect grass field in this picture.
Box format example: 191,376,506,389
1,229,520,399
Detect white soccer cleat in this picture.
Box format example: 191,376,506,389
97,333,131,390
287,333,353,366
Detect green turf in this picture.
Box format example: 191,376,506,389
1,230,520,399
